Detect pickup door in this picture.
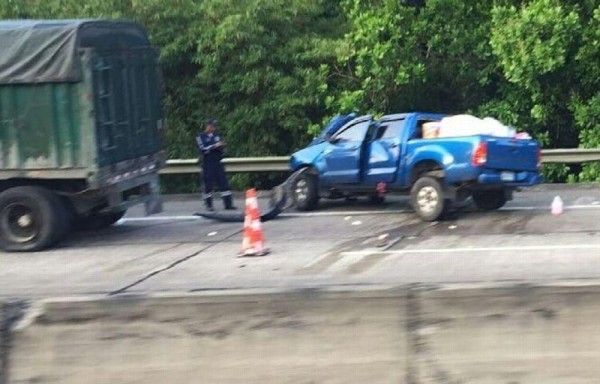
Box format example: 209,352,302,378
364,118,405,185
322,117,372,185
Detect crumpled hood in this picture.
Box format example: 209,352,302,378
290,142,328,170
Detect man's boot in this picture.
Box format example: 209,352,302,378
222,193,237,210
204,195,215,211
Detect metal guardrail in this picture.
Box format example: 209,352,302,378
538,149,600,164
160,157,290,175
161,149,600,175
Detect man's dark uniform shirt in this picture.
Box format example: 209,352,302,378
197,132,224,161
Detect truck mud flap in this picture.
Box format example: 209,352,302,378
194,168,307,223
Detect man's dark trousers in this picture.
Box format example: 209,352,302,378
202,159,234,209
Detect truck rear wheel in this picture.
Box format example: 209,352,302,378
472,190,506,211
292,173,319,211
0,186,69,252
410,177,448,222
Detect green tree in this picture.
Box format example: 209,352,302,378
181,0,347,157
325,0,500,116
3,0,599,184
489,0,581,147
572,5,600,181
1,0,346,160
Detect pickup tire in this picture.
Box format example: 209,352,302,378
0,186,69,252
472,190,506,211
410,177,448,222
292,173,319,211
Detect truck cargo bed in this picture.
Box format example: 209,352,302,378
0,20,164,185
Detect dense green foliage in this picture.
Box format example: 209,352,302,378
2,0,599,184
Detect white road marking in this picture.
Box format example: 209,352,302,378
500,205,600,211
342,243,600,257
118,204,600,223
122,216,201,223
302,253,334,268
281,204,600,216
327,252,371,271
281,209,410,217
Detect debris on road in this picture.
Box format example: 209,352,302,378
552,196,564,215
194,168,307,223
376,234,389,247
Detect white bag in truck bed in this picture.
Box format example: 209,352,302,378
438,114,516,138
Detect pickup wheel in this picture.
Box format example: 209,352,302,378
292,173,319,211
472,190,506,211
410,177,448,222
0,186,69,252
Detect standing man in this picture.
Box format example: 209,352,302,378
196,119,237,211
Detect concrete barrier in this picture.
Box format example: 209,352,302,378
6,290,409,384
1,301,25,384
4,283,600,383
411,284,600,384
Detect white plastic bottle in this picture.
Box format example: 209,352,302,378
551,196,564,215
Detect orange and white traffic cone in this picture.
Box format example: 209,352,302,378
239,189,269,257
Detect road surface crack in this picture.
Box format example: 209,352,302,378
108,229,242,296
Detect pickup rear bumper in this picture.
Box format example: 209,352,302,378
477,170,543,186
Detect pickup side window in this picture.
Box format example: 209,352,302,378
334,121,370,142
411,118,441,140
376,119,405,140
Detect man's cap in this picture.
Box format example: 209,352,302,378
205,119,218,126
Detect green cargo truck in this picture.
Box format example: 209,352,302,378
0,20,166,252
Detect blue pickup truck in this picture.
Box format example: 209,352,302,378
290,112,542,221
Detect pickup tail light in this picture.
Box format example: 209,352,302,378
472,142,487,166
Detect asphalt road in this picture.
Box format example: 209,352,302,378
1,184,599,300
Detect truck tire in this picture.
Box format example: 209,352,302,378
472,190,506,211
77,210,126,231
292,173,319,211
0,186,69,252
410,177,448,222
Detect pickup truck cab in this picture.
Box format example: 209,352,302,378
290,112,542,221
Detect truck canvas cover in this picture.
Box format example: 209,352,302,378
0,20,151,84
